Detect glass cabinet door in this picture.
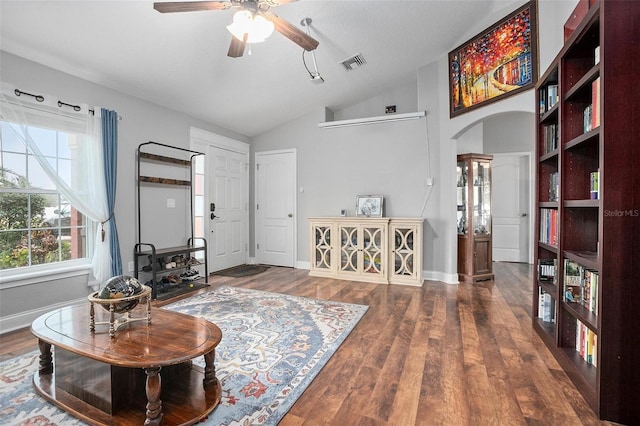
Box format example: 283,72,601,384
457,161,468,234
473,160,491,235
362,226,384,275
313,224,332,270
340,225,358,272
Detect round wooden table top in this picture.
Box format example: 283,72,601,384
31,304,222,368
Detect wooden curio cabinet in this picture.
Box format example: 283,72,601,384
457,153,493,282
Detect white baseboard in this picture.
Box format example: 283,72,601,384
296,261,310,270
0,297,87,334
423,270,459,285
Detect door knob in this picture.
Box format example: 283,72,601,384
288,213,293,218
211,213,218,219
520,213,527,217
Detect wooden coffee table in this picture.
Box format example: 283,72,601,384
31,304,222,426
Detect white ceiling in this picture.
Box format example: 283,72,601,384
0,0,523,137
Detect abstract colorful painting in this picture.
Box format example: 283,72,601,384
449,1,538,117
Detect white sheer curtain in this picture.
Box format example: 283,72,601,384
0,83,112,287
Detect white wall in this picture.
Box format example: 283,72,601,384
252,0,576,283
457,122,484,154
0,51,248,332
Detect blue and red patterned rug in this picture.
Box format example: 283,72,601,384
0,286,368,425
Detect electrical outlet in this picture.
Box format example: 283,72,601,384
128,261,134,272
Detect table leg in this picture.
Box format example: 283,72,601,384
37,340,53,375
203,349,218,387
144,366,163,426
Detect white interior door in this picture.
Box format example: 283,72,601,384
209,146,248,271
255,150,296,267
492,153,530,263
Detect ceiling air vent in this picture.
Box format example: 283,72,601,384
340,53,366,71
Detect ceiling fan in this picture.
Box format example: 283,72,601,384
153,0,319,58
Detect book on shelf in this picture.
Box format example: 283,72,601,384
590,170,599,200
584,269,599,314
583,104,593,133
538,287,556,323
539,208,558,246
563,259,583,303
538,258,558,283
549,172,559,202
576,319,597,367
592,77,600,129
542,124,558,154
594,45,600,65
563,258,599,314
547,84,559,110
539,84,559,113
539,86,547,114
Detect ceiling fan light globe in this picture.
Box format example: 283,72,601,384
227,10,274,44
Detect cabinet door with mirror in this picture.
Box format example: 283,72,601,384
457,153,493,282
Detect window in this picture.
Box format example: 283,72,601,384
0,121,93,270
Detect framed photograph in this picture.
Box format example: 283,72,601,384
355,195,384,217
448,1,538,117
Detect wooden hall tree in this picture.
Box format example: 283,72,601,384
533,0,640,423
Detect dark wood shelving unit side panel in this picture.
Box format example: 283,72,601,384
597,2,640,420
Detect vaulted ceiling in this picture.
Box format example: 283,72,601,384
0,0,524,137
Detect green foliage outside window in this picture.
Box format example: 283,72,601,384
0,167,72,269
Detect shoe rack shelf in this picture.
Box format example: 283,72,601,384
134,141,208,299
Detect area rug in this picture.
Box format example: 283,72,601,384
0,286,368,425
213,264,270,278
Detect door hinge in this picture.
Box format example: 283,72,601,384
245,243,248,251
256,204,259,210
257,243,260,250
256,164,260,170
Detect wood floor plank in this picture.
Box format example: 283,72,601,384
0,263,617,425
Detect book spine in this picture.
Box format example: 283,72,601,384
592,77,600,129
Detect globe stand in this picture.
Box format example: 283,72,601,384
88,285,152,338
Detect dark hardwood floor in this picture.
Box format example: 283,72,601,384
1,262,616,425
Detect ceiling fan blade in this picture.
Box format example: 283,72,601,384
262,11,319,51
227,34,247,58
153,1,231,13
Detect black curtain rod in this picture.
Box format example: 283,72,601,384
13,88,122,120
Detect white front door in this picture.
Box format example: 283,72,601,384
191,128,249,274
492,153,530,263
255,150,296,267
209,146,248,271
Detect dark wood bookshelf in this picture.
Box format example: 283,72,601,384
533,1,640,423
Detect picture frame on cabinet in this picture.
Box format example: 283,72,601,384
448,0,538,117
355,195,384,217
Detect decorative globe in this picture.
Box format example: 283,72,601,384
97,275,144,313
